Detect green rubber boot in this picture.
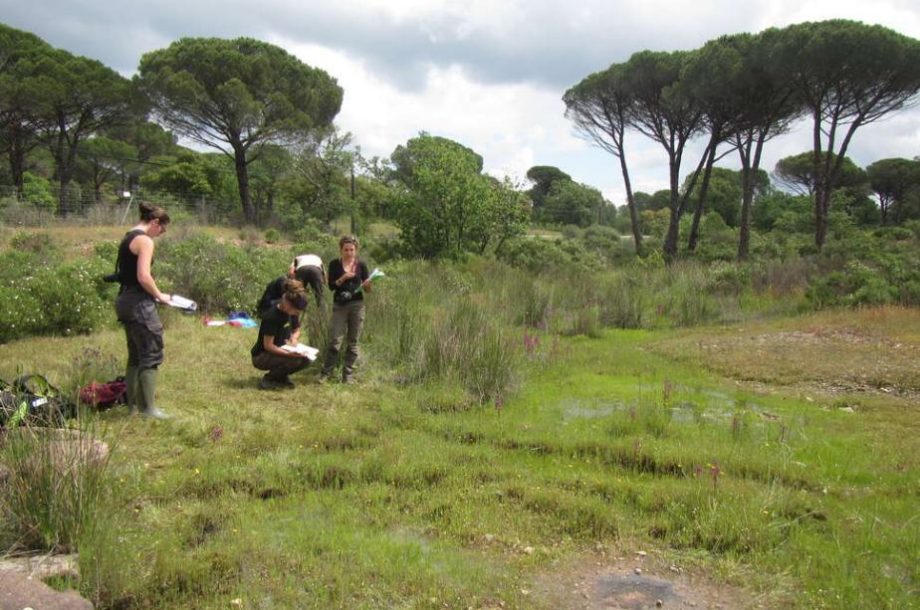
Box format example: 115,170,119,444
125,365,139,414
138,368,170,420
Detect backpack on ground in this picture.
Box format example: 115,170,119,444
0,374,77,428
79,377,128,410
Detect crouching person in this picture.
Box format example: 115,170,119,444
251,280,311,389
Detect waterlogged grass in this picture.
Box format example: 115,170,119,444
0,309,917,609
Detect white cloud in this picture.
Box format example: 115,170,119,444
277,34,591,182
3,0,919,206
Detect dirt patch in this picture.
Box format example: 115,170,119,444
651,309,920,400
532,549,758,610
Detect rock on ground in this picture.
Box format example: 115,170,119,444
0,571,93,610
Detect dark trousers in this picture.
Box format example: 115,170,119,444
116,289,164,370
252,351,310,380
322,300,366,377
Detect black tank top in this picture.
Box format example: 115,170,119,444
117,229,146,288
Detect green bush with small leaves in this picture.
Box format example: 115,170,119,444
157,233,289,314
0,252,114,343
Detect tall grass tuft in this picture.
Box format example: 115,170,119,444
598,271,647,329
63,347,122,398
410,296,520,404
658,263,718,327
498,266,554,329
0,420,112,553
555,274,604,337
302,302,331,358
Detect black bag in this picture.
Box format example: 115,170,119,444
0,374,77,428
333,289,354,305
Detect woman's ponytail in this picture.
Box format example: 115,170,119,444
139,201,170,225
282,279,308,310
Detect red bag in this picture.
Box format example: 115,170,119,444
79,377,128,409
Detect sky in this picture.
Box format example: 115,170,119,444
2,0,919,204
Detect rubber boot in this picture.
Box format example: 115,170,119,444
138,368,170,420
125,365,139,414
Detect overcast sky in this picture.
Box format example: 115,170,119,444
2,0,919,203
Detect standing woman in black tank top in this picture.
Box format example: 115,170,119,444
115,202,172,419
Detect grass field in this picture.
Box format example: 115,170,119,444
1,302,917,609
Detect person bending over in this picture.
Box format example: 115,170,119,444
251,279,311,389
115,201,172,419
292,253,326,307
255,253,325,317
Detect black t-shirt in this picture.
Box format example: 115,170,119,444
251,301,300,357
327,259,369,303
256,276,286,318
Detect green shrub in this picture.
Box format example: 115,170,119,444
93,240,119,262
873,226,914,241
708,262,751,295
21,172,56,210
504,272,554,329
10,231,57,258
560,224,583,239
900,279,920,306
238,226,261,247
692,214,738,263
63,347,123,398
292,220,338,255
903,219,920,240
581,224,632,264
0,254,113,343
157,233,288,314
498,236,594,273
750,257,815,298
263,228,281,244
364,234,401,263
0,283,42,342
806,262,898,308
29,259,114,335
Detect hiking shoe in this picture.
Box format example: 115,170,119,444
259,376,283,390
278,376,295,388
317,372,333,385
260,375,295,390
341,375,354,385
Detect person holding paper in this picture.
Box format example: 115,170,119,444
114,202,172,419
320,235,371,384
251,280,311,389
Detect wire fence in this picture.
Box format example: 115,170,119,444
0,185,249,228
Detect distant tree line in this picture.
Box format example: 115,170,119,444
564,20,920,260
0,23,530,259
2,19,920,263
0,24,343,224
